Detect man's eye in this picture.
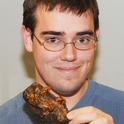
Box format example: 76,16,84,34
77,37,91,44
46,37,60,44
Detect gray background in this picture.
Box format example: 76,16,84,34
0,0,124,105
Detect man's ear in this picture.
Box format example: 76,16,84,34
94,28,100,50
20,25,33,52
95,28,100,39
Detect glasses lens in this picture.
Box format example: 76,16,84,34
44,38,64,51
74,36,96,50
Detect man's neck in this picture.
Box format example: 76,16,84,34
64,80,88,110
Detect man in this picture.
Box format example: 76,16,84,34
0,0,124,123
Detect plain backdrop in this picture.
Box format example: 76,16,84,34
0,0,124,105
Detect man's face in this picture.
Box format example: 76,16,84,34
26,7,97,96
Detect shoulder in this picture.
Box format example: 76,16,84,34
90,80,124,104
0,93,25,123
89,80,124,123
0,92,24,113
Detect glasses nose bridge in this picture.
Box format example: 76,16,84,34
64,42,75,49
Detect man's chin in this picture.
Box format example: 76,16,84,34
53,86,80,97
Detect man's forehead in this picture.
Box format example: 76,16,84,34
34,5,94,35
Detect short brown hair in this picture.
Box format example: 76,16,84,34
23,0,99,34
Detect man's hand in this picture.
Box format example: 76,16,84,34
67,106,114,124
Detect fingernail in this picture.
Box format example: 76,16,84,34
67,113,72,119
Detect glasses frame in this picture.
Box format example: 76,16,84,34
33,33,97,52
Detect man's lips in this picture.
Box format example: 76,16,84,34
54,66,80,72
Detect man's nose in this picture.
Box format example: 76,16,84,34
60,43,77,62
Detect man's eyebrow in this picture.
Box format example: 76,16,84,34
41,31,65,36
40,30,94,36
76,31,94,36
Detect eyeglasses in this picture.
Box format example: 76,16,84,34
33,33,97,52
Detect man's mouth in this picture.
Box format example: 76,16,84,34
54,66,80,72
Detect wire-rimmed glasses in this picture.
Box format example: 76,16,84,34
33,33,97,52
